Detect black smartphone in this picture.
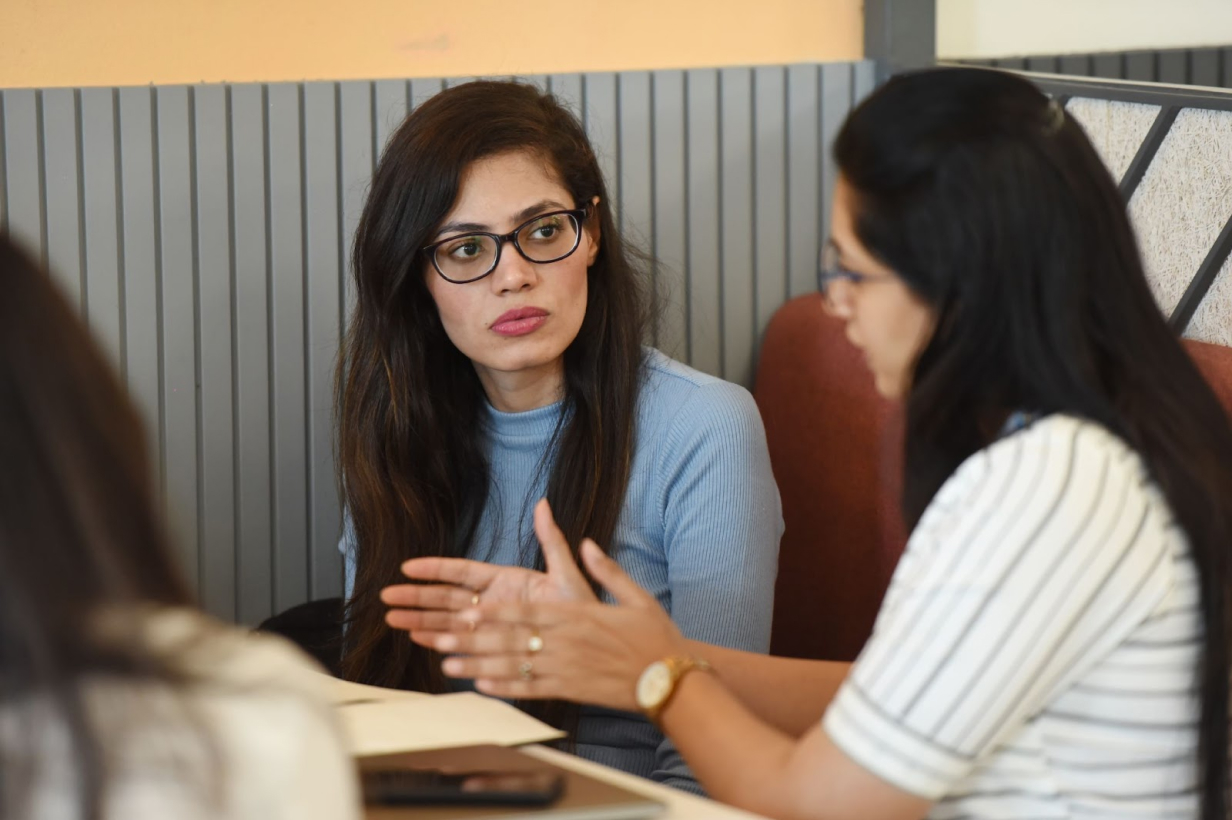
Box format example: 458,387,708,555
362,767,566,806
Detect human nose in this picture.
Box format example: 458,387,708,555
821,279,854,319
488,240,539,294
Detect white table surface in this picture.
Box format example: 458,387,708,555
522,746,771,820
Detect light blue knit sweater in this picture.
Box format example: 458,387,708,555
340,348,782,792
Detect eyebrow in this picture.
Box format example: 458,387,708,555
826,237,852,265
434,199,572,238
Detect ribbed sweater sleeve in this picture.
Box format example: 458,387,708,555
644,379,781,790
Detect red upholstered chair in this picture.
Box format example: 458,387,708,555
753,294,906,662
753,302,1232,665
1184,339,1232,417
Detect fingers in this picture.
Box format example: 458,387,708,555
400,556,497,588
461,601,576,630
444,655,633,711
533,499,584,580
441,653,566,700
417,624,543,656
381,583,478,611
580,540,657,608
441,655,563,698
473,678,561,700
386,608,469,633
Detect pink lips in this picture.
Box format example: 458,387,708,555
491,307,549,337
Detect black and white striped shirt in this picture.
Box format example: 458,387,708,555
824,415,1200,818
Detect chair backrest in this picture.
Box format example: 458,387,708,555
753,294,905,662
754,301,1232,664
1184,339,1232,418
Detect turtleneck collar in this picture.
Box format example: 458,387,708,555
482,397,566,442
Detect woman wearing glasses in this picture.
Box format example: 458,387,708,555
390,67,1232,820
337,81,782,791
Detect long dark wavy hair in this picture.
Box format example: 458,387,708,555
0,235,201,819
835,66,1232,820
337,82,651,715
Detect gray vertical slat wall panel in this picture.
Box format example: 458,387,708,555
304,82,345,602
1026,56,1059,74
155,86,200,591
193,85,237,619
5,62,882,620
1192,49,1222,88
720,67,755,385
41,89,85,311
1158,51,1190,85
230,83,273,624
753,67,788,348
409,78,445,110
3,90,44,263
1059,54,1092,77
373,79,408,161
1092,53,1125,80
854,61,877,104
0,92,7,234
819,64,852,275
786,65,820,299
584,73,619,230
685,69,721,376
617,71,654,324
117,89,161,474
338,81,372,332
79,90,123,368
1125,52,1157,82
549,74,585,122
1224,49,1232,88
618,72,653,247
266,83,309,613
651,70,688,360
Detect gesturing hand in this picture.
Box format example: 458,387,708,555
382,499,598,636
409,537,690,713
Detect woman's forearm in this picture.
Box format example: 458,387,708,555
654,668,931,820
684,641,851,736
658,670,803,815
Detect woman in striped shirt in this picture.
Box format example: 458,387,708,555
386,67,1232,820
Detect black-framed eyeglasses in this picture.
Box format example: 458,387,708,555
422,207,590,284
817,241,888,305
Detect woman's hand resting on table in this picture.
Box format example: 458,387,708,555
390,499,691,712
382,499,598,635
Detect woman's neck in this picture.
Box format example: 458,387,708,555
475,358,565,413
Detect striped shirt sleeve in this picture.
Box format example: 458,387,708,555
823,416,1176,799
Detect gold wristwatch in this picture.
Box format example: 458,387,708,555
635,655,713,724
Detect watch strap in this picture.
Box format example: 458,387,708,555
644,655,713,724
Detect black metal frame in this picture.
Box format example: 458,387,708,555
965,46,1232,89
1024,72,1232,335
1117,106,1178,200
1029,74,1232,113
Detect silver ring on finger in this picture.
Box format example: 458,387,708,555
527,629,544,654
518,659,534,681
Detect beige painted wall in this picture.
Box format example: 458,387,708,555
2,0,862,88
939,0,1232,58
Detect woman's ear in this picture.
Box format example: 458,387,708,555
585,196,602,266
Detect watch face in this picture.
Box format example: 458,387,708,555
636,661,673,710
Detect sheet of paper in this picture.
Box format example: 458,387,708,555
308,670,432,706
338,691,566,756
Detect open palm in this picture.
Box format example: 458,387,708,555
382,500,597,635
